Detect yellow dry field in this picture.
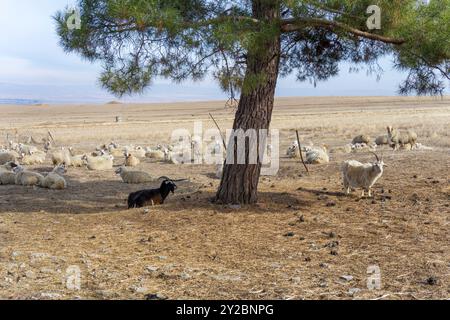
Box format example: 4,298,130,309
0,96,449,300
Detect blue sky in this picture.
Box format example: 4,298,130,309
0,0,427,104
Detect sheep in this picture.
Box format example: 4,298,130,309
41,164,67,190
84,154,114,171
286,141,300,159
305,146,330,164
342,153,386,198
0,171,17,185
124,152,140,167
110,147,125,158
375,135,390,146
131,146,146,158
0,152,18,165
0,161,18,172
13,166,44,186
115,167,155,184
387,126,418,151
145,149,166,160
127,180,177,209
70,155,86,167
51,147,72,166
21,151,46,165
352,135,371,145
18,143,38,155
91,149,107,157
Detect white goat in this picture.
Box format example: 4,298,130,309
342,153,386,197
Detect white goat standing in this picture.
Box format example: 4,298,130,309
342,153,386,197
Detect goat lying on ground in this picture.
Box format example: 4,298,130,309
128,180,177,209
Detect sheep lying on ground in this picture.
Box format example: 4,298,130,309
0,161,18,172
13,166,44,186
375,135,390,146
70,154,86,167
21,151,46,165
41,164,67,190
84,154,114,171
387,126,418,151
0,152,18,165
352,135,371,145
124,152,140,167
131,146,146,158
286,142,300,158
305,146,329,164
52,148,72,166
342,153,386,197
146,149,166,160
18,143,38,155
0,163,19,185
116,167,155,184
0,171,17,185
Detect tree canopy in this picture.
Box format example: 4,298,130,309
55,0,449,97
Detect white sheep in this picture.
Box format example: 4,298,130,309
70,155,86,167
0,171,17,185
131,146,146,158
286,141,300,159
84,154,114,171
305,146,330,164
18,143,38,155
115,167,155,184
51,147,72,166
342,153,386,197
21,151,46,165
41,164,67,190
13,166,44,186
0,161,18,172
145,149,166,160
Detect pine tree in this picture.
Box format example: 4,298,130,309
56,0,449,204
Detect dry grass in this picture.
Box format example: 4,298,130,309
0,96,449,300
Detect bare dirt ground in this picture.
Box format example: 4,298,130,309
0,96,449,300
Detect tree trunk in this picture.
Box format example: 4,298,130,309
216,1,281,205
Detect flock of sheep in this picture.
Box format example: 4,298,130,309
0,125,420,203
0,137,224,194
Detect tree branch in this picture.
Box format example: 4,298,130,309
281,17,405,45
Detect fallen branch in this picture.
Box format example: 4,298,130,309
296,130,309,173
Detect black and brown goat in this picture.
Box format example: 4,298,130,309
128,180,177,209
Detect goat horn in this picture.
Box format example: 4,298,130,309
370,152,380,162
